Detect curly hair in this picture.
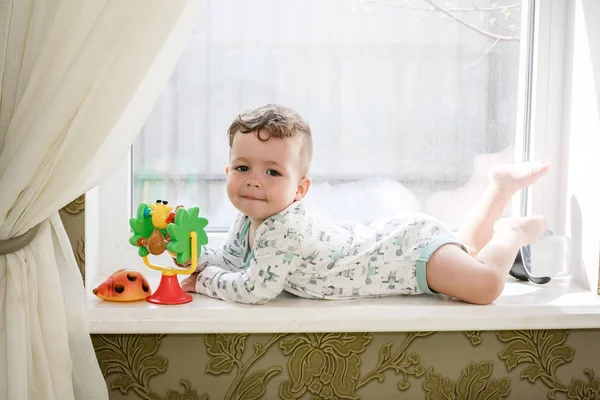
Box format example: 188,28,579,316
227,104,312,175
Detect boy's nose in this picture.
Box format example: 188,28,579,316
245,179,261,188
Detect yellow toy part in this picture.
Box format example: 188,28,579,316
149,200,173,229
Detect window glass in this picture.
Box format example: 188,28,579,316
132,0,523,230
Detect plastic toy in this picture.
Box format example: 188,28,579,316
128,200,209,304
92,269,152,301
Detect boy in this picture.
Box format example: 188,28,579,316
180,104,550,305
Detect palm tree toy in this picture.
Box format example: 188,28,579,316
129,200,208,304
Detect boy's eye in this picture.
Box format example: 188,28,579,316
235,166,249,172
267,169,281,177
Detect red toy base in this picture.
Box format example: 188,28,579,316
146,274,192,305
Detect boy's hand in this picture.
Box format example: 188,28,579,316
172,257,192,268
181,270,200,293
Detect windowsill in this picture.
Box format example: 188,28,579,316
87,275,600,334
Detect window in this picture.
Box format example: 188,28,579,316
133,0,524,231
88,0,569,288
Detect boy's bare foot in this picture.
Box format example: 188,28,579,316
493,216,548,246
489,161,551,194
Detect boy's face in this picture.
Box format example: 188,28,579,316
226,131,310,222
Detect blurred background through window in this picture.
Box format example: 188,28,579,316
132,0,524,230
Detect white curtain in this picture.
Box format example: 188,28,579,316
0,1,203,398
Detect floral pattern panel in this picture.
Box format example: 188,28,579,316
92,330,600,400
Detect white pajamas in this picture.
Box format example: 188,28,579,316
194,201,466,304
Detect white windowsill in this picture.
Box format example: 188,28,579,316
87,275,600,334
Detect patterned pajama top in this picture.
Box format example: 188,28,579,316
193,201,466,304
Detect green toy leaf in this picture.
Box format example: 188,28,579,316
129,234,142,247
166,207,209,264
128,203,154,248
167,226,188,254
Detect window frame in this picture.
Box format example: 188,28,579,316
519,0,567,228
86,0,578,292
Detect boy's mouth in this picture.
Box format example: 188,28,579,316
242,194,265,201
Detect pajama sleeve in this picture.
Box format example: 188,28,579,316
197,247,228,269
194,223,303,304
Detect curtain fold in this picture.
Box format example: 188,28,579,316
0,1,203,398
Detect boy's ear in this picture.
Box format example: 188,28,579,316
225,166,229,174
295,176,312,201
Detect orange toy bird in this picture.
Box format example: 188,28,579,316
93,269,152,302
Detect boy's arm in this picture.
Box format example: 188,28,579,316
172,244,236,271
192,230,302,304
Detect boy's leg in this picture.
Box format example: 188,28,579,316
458,161,550,255
426,215,547,304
